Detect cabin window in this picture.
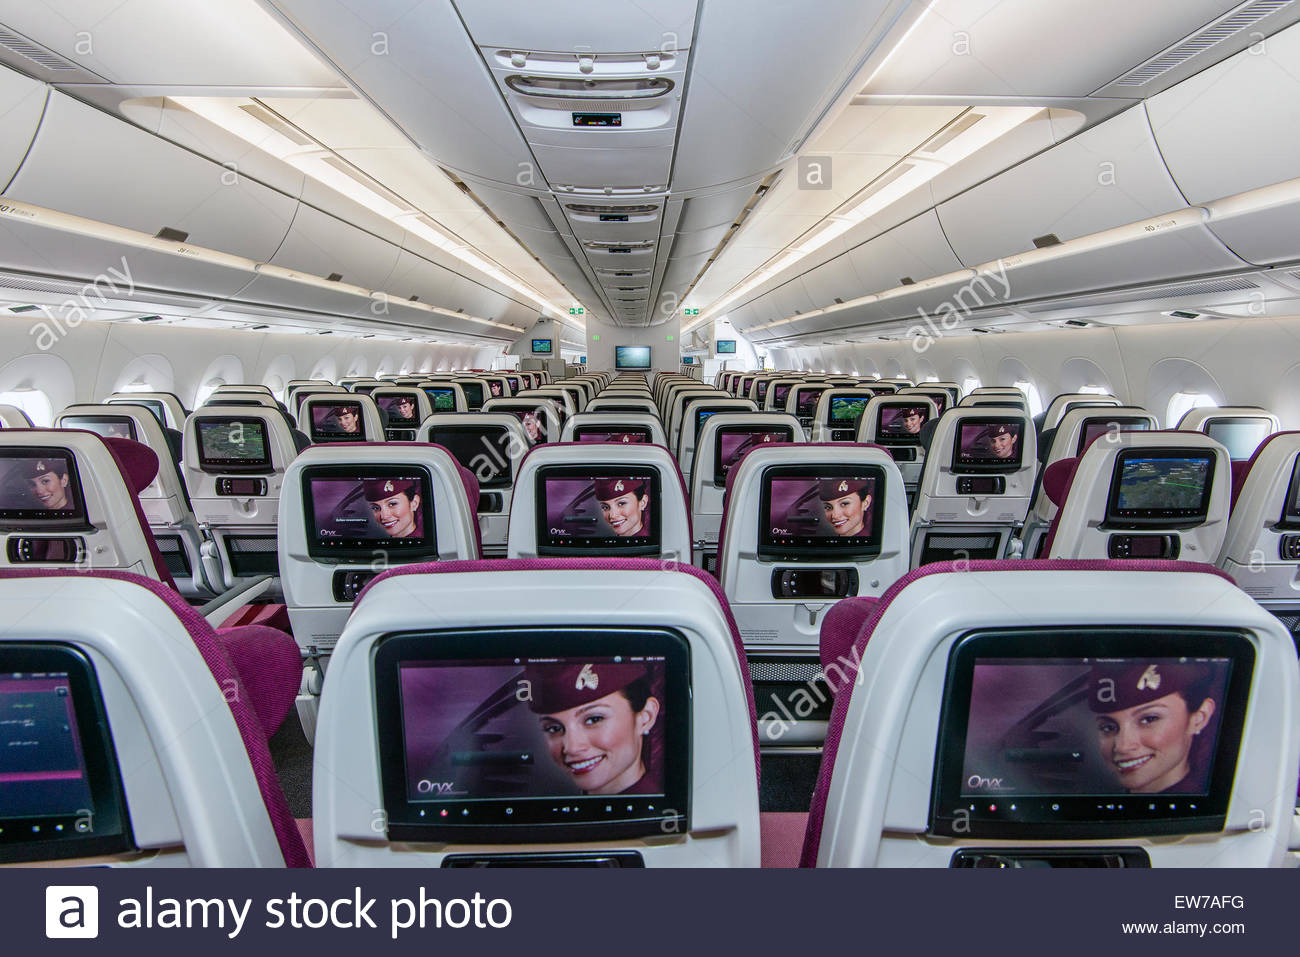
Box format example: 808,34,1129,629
1078,384,1110,396
195,377,225,407
118,380,155,393
961,376,982,396
1167,391,1216,428
1013,380,1044,417
0,388,54,426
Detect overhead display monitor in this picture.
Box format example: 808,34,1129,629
535,466,660,555
302,464,437,561
713,425,794,486
759,465,886,560
374,628,689,843
615,346,652,370
952,418,1025,472
309,402,367,443
930,628,1253,839
715,340,737,355
531,338,554,355
0,449,88,529
61,415,137,442
1105,450,1215,527
0,645,133,863
875,404,930,444
196,418,272,471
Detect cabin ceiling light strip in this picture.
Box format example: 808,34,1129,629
0,197,523,337
172,96,578,321
684,105,1041,333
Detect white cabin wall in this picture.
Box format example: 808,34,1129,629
785,314,1300,428
0,315,482,418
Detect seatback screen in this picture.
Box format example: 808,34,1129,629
713,427,793,485
875,404,929,444
0,449,88,527
0,645,132,862
458,382,484,410
196,418,272,471
302,466,437,560
827,395,871,428
309,403,366,443
375,393,421,427
62,415,137,441
374,629,689,842
953,419,1025,471
536,467,660,555
575,428,650,444
1106,451,1214,526
931,628,1253,839
1205,418,1273,462
759,465,886,560
426,426,515,489
1076,417,1152,455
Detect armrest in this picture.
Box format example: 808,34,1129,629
199,575,275,627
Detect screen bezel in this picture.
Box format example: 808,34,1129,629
531,338,554,355
458,381,485,410
0,644,134,863
873,402,931,446
0,446,91,530
1104,448,1216,528
712,425,795,486
950,416,1026,474
715,340,737,355
615,346,652,370
374,627,691,843
1278,452,1300,527
300,463,439,562
534,464,662,556
195,417,274,472
308,402,369,444
757,463,887,561
929,627,1254,840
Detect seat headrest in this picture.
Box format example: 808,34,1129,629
103,437,159,494
1043,456,1079,508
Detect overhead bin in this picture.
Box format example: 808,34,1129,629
266,203,400,293
4,91,296,264
1201,177,1300,267
844,211,965,295
0,66,46,192
936,105,1189,268
1147,21,1300,204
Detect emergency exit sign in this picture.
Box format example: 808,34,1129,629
569,306,585,315
683,308,700,316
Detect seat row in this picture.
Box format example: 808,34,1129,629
2,559,1296,867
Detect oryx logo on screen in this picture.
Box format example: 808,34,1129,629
45,886,99,938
